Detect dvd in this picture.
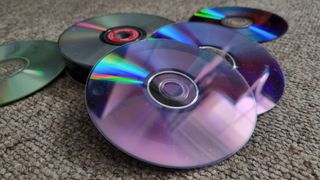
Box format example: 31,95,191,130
58,13,174,84
151,22,285,114
189,6,288,43
86,39,257,168
0,40,65,106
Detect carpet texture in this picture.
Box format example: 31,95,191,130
0,0,319,179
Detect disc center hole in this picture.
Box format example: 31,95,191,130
200,46,237,68
160,80,185,98
102,27,145,45
147,71,199,109
116,31,132,39
0,58,27,79
221,17,253,28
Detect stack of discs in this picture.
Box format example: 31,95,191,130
86,39,257,168
60,8,287,168
151,22,285,114
58,13,174,84
0,6,288,169
189,6,288,43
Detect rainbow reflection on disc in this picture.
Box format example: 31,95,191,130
0,40,65,106
58,13,174,84
151,22,285,114
86,39,257,168
189,6,288,43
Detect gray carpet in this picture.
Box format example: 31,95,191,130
0,0,319,179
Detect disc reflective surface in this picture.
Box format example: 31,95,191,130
59,13,173,83
86,40,257,168
189,7,288,43
0,40,65,106
151,22,285,114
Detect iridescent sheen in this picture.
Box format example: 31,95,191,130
0,41,65,106
59,13,174,84
190,6,288,43
248,25,277,41
95,54,149,80
151,22,285,114
77,22,107,31
90,73,144,84
195,8,225,20
86,40,257,168
23,69,45,76
89,54,149,85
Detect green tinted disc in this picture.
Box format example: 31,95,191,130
0,40,65,106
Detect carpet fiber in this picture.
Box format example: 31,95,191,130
0,0,319,179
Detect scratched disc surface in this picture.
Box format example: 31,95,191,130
86,39,257,168
151,22,285,114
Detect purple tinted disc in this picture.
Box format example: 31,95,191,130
86,39,257,168
151,22,285,114
189,7,288,43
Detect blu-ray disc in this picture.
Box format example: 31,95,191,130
59,13,174,84
189,6,288,43
86,39,257,168
0,40,65,106
151,22,285,114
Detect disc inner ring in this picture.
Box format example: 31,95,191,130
0,58,28,79
159,79,190,100
147,70,199,109
221,17,253,28
101,26,146,45
199,46,237,68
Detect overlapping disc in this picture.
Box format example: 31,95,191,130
58,13,174,84
189,6,288,43
0,40,65,106
151,22,285,114
86,39,257,168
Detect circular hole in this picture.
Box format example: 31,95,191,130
147,70,199,109
221,17,253,28
161,81,184,98
116,31,132,39
200,46,237,68
0,58,27,79
101,26,146,45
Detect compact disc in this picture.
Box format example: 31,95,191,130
58,13,174,84
0,40,65,106
189,6,288,43
86,39,257,168
151,22,285,114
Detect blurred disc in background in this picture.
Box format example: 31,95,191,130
189,6,288,43
0,40,65,106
